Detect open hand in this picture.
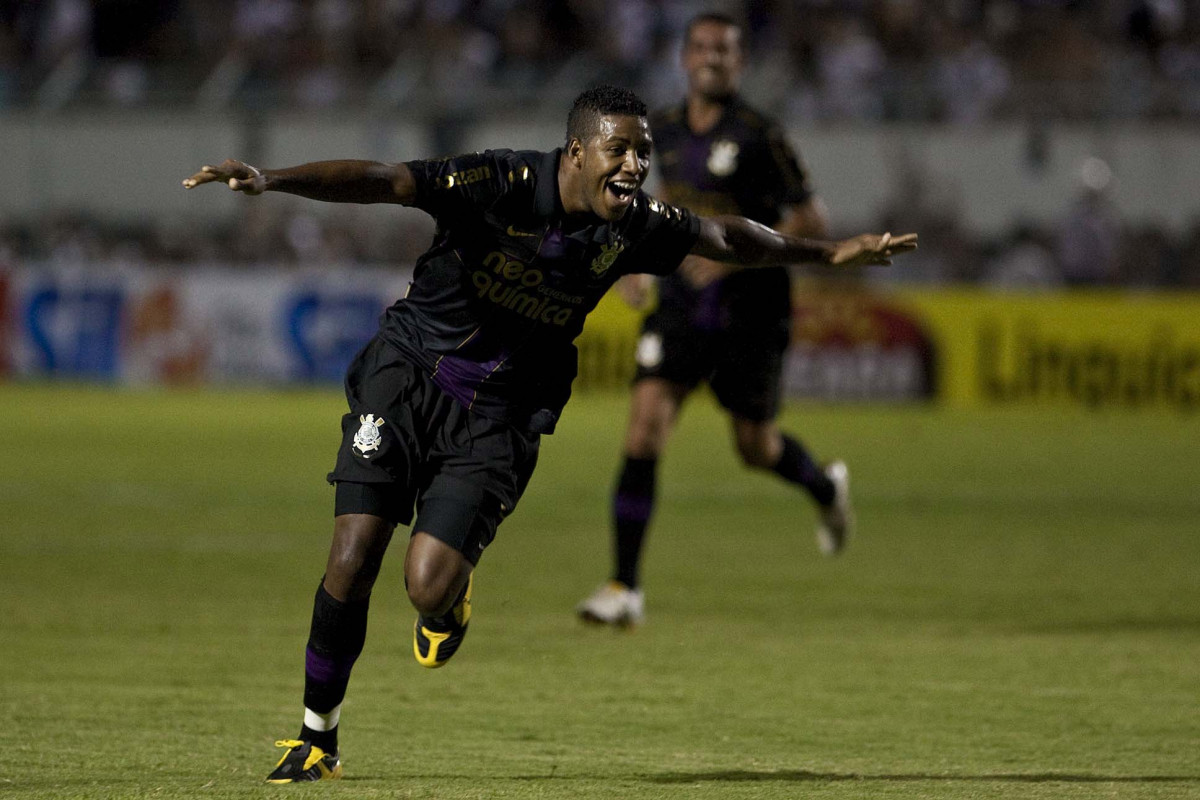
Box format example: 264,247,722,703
182,159,266,194
829,232,918,267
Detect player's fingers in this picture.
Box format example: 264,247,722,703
891,233,918,248
182,166,221,189
878,232,891,251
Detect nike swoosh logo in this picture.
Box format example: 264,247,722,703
506,225,539,238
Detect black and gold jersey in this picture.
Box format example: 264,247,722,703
650,98,814,329
379,148,699,433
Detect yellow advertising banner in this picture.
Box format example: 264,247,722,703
575,287,1200,413
893,290,1200,412
573,292,643,392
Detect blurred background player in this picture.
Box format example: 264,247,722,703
578,12,851,627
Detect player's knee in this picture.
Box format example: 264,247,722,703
326,545,377,589
625,429,661,459
406,580,455,618
327,514,395,599
625,414,668,457
404,531,472,616
735,436,775,469
405,566,457,618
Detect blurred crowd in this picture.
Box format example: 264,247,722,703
4,0,1200,290
4,186,1200,289
3,0,1200,121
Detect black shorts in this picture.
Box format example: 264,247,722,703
633,310,790,422
327,336,540,564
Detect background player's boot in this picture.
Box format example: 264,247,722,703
265,739,342,783
816,460,854,556
576,581,645,626
413,573,472,668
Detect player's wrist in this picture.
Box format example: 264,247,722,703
816,240,838,266
791,237,836,266
247,164,271,192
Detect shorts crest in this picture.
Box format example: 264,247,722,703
353,414,386,456
635,332,663,369
707,140,740,177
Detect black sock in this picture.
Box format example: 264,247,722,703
300,582,369,753
612,457,657,589
300,723,338,756
772,434,835,506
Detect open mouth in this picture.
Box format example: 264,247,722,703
606,179,638,206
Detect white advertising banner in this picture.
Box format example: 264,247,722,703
0,264,413,385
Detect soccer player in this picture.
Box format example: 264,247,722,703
183,85,915,783
577,13,852,628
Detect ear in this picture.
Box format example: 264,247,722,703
567,137,584,167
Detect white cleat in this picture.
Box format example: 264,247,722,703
816,460,854,556
576,581,645,627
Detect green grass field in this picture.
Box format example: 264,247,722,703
2,383,1197,799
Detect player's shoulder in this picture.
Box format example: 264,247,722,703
650,102,687,135
456,148,557,204
729,98,782,136
621,191,692,238
491,148,556,188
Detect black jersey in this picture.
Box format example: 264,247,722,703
650,98,814,329
379,148,700,434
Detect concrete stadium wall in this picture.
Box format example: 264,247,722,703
2,113,1199,236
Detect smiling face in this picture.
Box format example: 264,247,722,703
683,18,743,100
564,113,653,222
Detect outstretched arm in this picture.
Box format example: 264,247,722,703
182,158,417,205
692,214,916,269
677,196,830,289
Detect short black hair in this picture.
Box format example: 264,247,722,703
684,12,742,43
566,85,647,144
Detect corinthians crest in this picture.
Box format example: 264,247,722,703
353,414,385,456
590,242,625,277
707,140,740,177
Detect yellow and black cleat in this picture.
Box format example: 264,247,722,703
265,739,342,783
413,573,473,668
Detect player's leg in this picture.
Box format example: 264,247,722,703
577,377,688,625
406,527,475,669
729,413,852,554
268,510,396,783
269,336,421,782
409,401,540,668
714,333,852,555
613,378,686,588
580,312,708,626
730,414,833,505
405,530,472,617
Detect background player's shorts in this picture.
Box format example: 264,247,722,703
327,336,540,564
634,310,790,422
